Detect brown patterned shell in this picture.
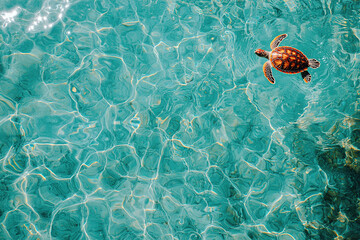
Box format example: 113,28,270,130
269,46,309,74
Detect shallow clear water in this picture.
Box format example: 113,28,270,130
0,0,359,239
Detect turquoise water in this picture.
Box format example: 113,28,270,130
0,0,359,239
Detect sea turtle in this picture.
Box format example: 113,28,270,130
255,34,320,84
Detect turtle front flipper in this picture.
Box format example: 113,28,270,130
270,34,287,50
263,61,275,84
301,71,311,83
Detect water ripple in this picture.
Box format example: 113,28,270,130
0,0,359,239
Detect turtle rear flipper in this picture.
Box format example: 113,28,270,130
301,71,311,83
309,59,320,69
263,61,275,84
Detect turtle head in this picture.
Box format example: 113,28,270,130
255,49,269,58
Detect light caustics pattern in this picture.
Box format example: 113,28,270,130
0,0,359,239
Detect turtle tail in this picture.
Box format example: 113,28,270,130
309,59,320,69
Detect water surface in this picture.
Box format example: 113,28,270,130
0,0,360,239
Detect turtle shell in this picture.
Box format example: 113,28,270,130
269,46,309,74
